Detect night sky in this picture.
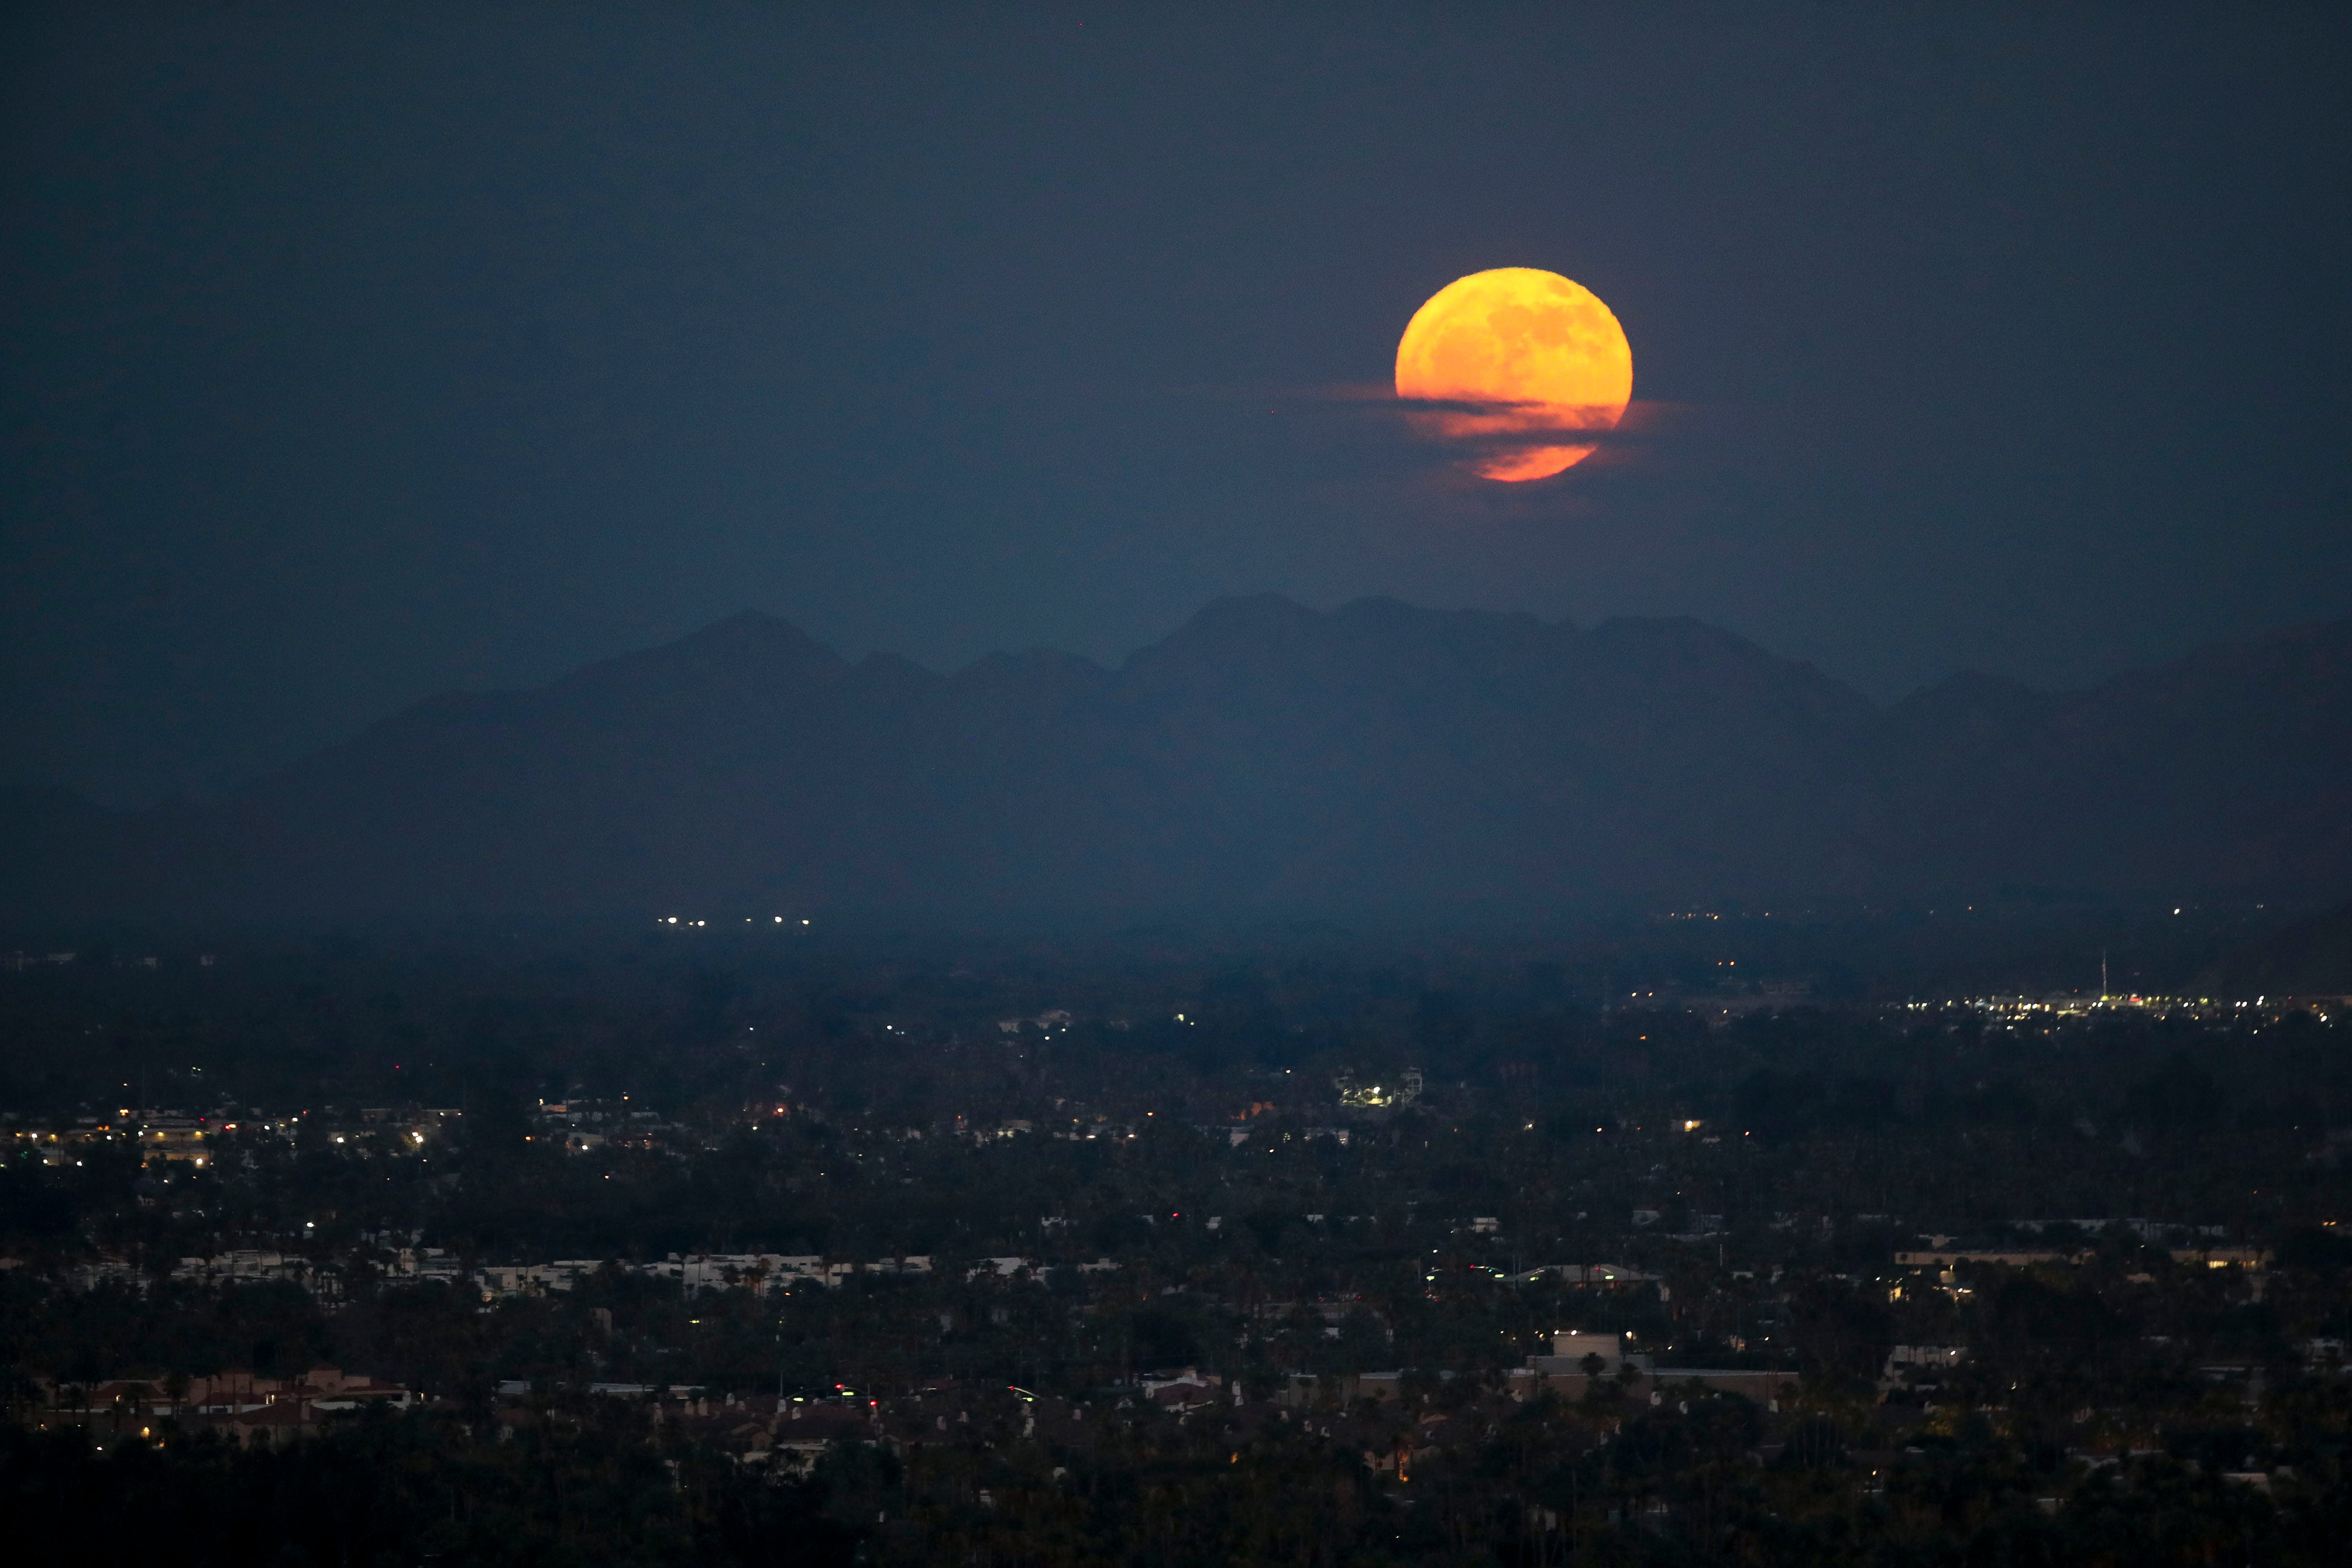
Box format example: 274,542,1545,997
5,4,2346,807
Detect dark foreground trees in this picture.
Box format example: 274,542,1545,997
10,1390,2352,1568
0,1409,859,1568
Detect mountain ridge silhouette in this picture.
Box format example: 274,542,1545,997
5,597,2347,921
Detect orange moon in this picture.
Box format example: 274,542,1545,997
1394,268,1633,481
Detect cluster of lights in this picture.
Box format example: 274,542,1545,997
1905,994,2327,1022
659,916,813,927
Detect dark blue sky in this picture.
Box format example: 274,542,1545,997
5,3,2347,805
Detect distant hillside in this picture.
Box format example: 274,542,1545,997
1884,618,2352,900
2195,904,2352,998
3,598,2348,922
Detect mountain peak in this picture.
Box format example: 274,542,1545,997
1163,592,1322,641
669,608,832,658
550,609,844,698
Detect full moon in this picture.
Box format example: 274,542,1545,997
1394,268,1632,481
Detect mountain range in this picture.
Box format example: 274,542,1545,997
5,596,2349,922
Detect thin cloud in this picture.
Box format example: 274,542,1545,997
1315,390,1691,462
1204,381,1690,438
1156,380,1696,486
